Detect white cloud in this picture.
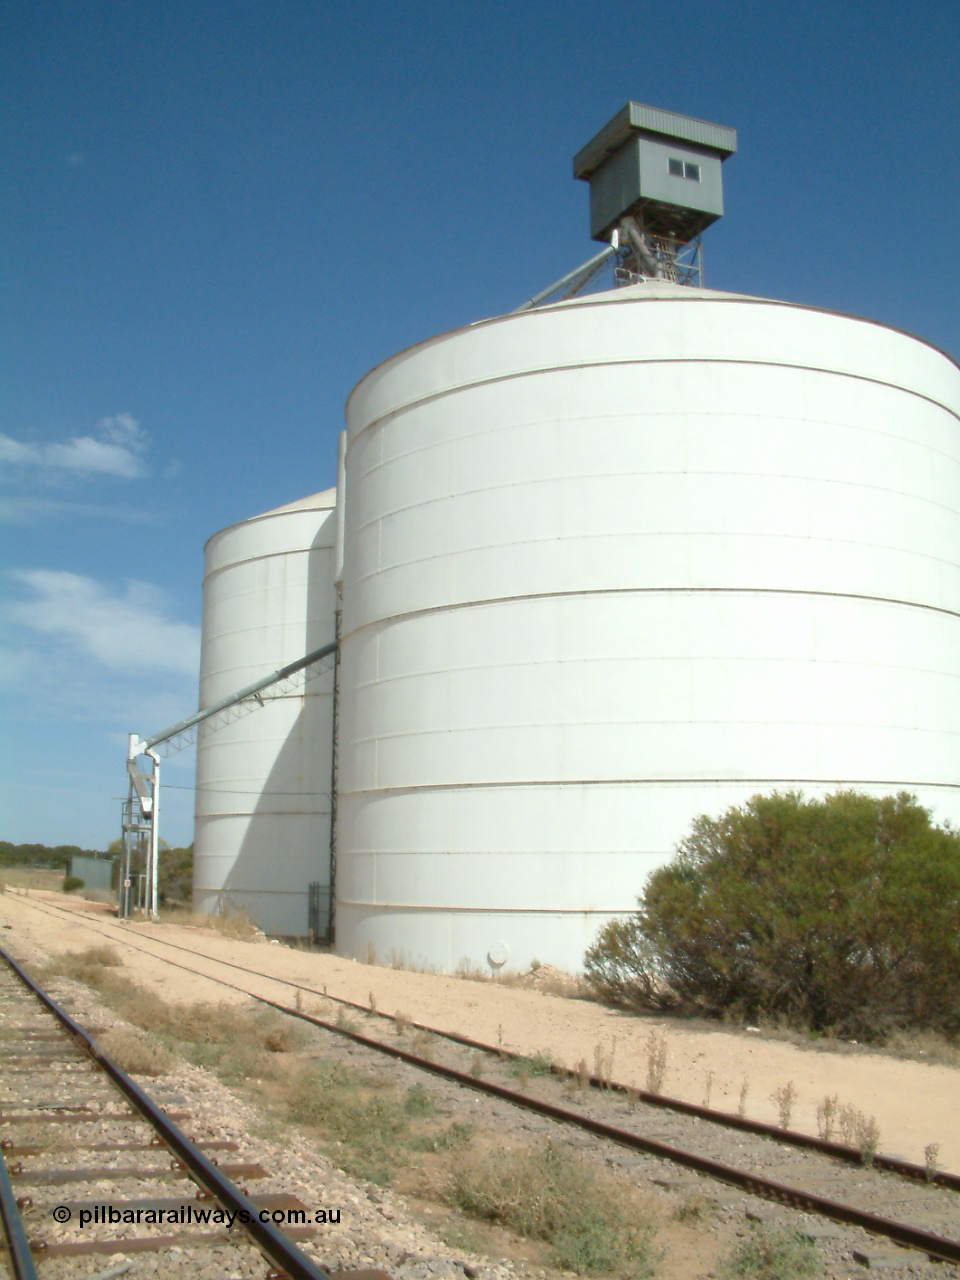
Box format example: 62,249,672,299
8,570,199,677
0,413,148,480
0,496,159,525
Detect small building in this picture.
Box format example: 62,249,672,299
69,853,115,892
573,101,737,243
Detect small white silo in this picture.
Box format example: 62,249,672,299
193,489,338,935
335,281,960,973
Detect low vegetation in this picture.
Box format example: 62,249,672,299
644,1030,667,1094
43,947,303,1086
77,945,122,968
162,905,261,940
507,1050,554,1079
445,1140,657,1276
45,948,470,1186
770,1081,796,1129
49,946,661,1274
584,791,960,1041
837,1104,880,1165
721,1227,816,1279
95,1026,175,1075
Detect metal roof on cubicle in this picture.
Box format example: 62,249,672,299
574,102,737,179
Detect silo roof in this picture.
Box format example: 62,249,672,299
574,101,737,179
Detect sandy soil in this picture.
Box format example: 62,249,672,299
2,888,958,1171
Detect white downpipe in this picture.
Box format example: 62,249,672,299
146,748,160,920
122,733,138,920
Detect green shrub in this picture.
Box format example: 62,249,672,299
584,791,960,1039
62,875,85,893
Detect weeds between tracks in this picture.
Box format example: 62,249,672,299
40,945,662,1277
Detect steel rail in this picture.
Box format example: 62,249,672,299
11,902,960,1266
0,1141,38,1280
24,895,960,1194
0,942,332,1280
264,998,960,1266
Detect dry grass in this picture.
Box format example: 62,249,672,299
263,1016,304,1053
738,1076,750,1118
722,1014,960,1071
703,1069,715,1108
721,1226,816,1278
411,1030,435,1061
202,908,261,941
884,1027,960,1068
365,949,592,1000
43,948,310,1086
673,1190,712,1223
644,1030,667,1094
593,1039,616,1089
334,1006,358,1033
770,1081,796,1129
444,1139,657,1275
96,1027,174,1076
46,944,458,1189
162,906,262,941
837,1105,880,1165
4,868,63,891
66,944,122,972
816,1094,838,1141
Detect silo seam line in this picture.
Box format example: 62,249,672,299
349,357,960,444
341,583,960,637
353,531,960,577
343,292,960,420
337,776,960,795
354,407,960,475
357,468,960,525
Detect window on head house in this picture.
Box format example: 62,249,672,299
668,158,702,182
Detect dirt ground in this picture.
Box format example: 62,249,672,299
2,888,958,1172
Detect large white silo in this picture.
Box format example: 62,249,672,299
335,281,960,973
193,490,338,936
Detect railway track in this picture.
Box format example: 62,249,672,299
0,937,385,1280
8,895,960,1273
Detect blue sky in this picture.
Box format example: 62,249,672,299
2,0,959,849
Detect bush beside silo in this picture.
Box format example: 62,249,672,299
584,791,960,1040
